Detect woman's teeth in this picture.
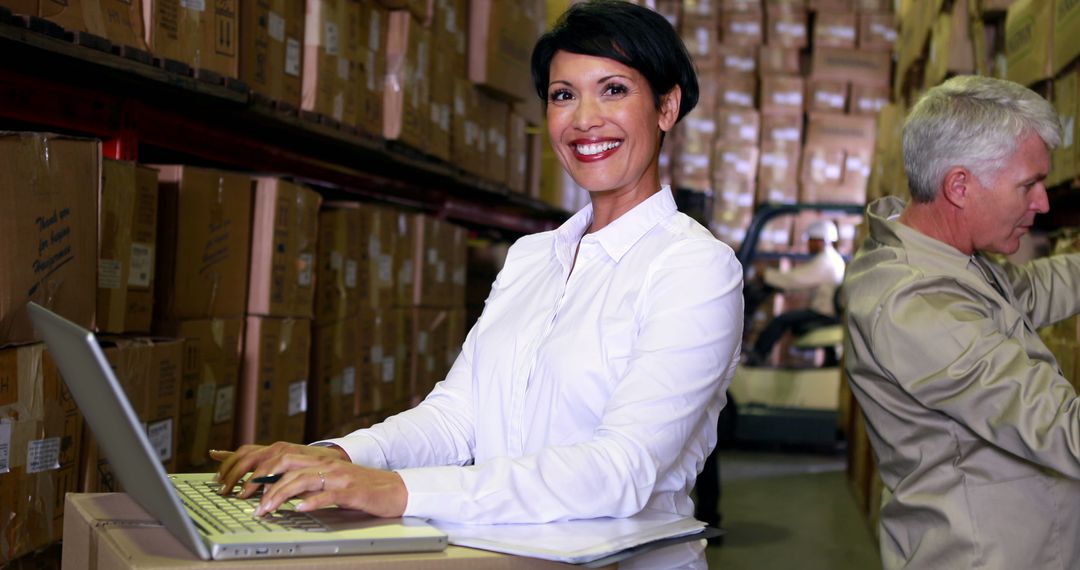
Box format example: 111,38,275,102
576,141,621,155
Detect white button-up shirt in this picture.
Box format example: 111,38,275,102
322,187,743,524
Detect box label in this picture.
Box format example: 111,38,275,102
197,381,216,408
418,331,429,352
27,436,61,473
342,367,356,395
286,38,301,76
98,259,123,290
128,242,153,287
298,252,314,287
345,259,358,289
147,418,173,462
369,11,381,51
0,420,10,474
382,358,394,383
371,344,383,363
287,381,307,416
378,255,393,285
325,22,340,55
214,385,235,424
268,11,285,42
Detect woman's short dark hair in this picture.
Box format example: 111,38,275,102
531,0,699,124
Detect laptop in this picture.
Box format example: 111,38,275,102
27,302,448,560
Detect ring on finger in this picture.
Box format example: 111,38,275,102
317,471,326,492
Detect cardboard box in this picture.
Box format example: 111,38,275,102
367,206,398,309
240,0,304,106
236,317,311,446
716,107,761,145
757,142,801,204
721,9,764,45
384,10,431,148
758,44,801,75
814,11,857,49
154,166,252,322
302,0,353,120
1050,70,1078,187
761,112,803,144
393,211,418,307
850,83,890,116
760,74,804,115
711,142,759,198
673,115,716,192
467,0,544,102
247,178,320,319
0,344,82,564
309,314,363,439
811,46,892,86
101,0,148,49
859,12,896,51
924,3,975,87
357,45,387,137
363,307,400,412
427,26,454,162
452,77,483,177
685,0,721,17
806,111,877,147
144,0,238,77
681,16,722,69
82,338,182,492
507,112,529,193
765,4,806,48
0,132,99,347
855,0,891,11
165,318,244,473
1054,0,1080,76
408,307,450,405
1005,0,1054,87
808,79,848,112
477,90,510,185
314,204,366,325
62,492,599,569
717,73,757,108
716,43,758,74
98,161,158,334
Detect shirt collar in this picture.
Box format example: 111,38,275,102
553,186,678,268
866,196,979,274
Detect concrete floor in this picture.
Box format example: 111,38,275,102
703,450,881,570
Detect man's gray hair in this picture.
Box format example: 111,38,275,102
902,75,1062,203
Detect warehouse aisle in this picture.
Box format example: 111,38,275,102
703,451,880,570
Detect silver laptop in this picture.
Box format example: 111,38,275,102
28,302,448,560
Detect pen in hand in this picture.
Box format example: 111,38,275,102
251,473,282,484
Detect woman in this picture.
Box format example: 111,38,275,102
215,0,741,550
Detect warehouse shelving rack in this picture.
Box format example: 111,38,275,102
0,7,567,236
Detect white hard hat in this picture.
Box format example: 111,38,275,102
807,220,839,242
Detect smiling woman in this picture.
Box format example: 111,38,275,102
213,4,742,569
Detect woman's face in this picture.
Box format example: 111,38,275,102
545,51,678,197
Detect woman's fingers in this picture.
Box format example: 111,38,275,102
254,463,407,519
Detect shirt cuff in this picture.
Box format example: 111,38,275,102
310,433,389,470
395,465,466,519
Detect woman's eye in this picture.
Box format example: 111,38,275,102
549,89,573,103
604,83,628,96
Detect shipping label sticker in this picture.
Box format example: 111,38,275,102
27,437,61,474
268,11,285,42
128,242,154,287
382,358,394,383
286,38,301,76
147,418,173,462
325,22,340,55
213,385,235,424
98,259,123,290
180,0,205,11
196,381,217,409
298,252,314,287
287,381,307,416
342,367,356,395
345,259,358,289
377,255,393,285
371,344,383,364
0,420,10,474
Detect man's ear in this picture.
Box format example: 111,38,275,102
658,85,682,133
940,166,972,209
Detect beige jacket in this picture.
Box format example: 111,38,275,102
844,197,1080,570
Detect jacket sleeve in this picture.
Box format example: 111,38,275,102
868,279,1080,479
1006,253,1080,330
764,253,832,291
393,239,744,523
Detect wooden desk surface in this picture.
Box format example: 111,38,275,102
61,493,600,570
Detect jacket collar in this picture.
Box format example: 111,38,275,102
867,196,981,275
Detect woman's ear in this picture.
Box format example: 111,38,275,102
658,85,682,133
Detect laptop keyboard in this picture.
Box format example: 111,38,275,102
174,479,329,534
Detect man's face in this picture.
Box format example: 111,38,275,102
966,132,1051,255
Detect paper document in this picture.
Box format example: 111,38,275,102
431,509,706,564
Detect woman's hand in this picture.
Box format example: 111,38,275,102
209,442,407,518
210,442,346,499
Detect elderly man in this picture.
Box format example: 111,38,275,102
843,75,1080,569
